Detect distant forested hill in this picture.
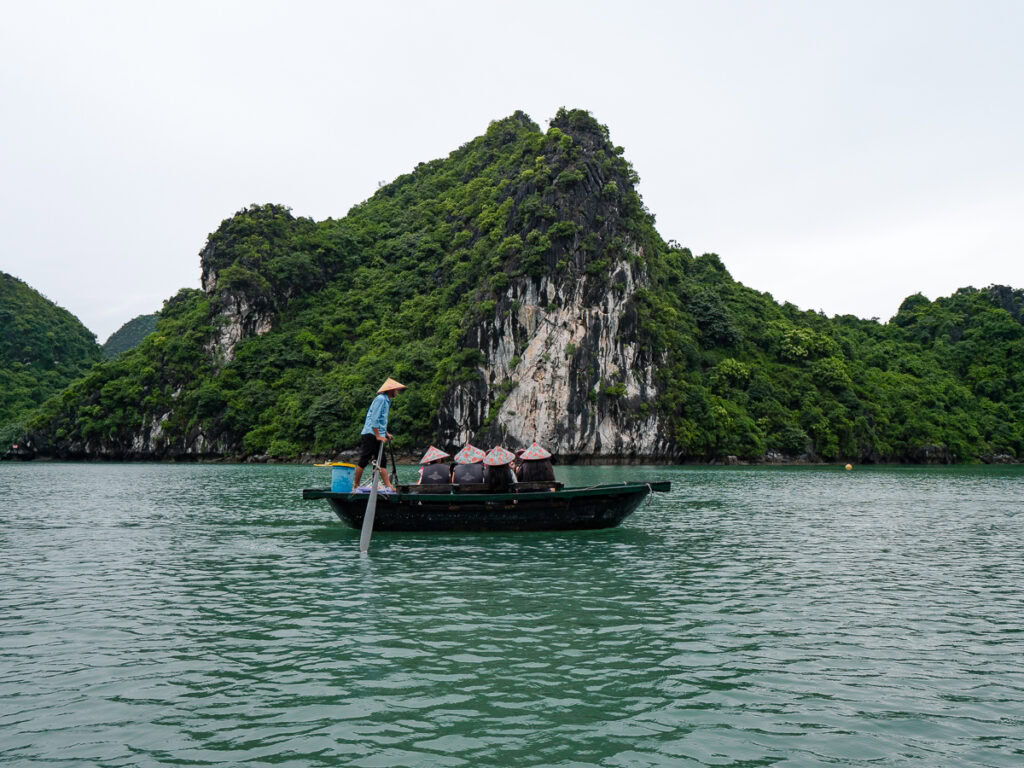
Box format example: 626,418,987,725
0,272,102,444
19,109,1024,463
103,314,158,359
639,270,1023,462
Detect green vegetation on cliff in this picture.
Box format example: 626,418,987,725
29,110,655,458
0,272,102,444
639,256,1023,461
21,109,1024,462
103,314,158,359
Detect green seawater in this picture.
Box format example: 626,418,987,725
1,463,1022,767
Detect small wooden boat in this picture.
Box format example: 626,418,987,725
301,480,671,532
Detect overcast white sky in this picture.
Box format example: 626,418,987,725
1,1,1021,341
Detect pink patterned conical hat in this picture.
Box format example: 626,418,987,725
519,442,552,460
453,443,486,464
483,446,516,466
419,445,451,464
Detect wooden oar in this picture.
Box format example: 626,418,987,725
388,439,399,486
358,439,387,553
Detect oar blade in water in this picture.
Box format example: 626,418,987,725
358,440,386,553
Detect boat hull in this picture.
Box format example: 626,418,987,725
301,482,668,532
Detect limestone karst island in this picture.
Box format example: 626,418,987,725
2,109,1022,464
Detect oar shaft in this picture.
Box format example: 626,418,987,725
359,439,387,553
389,440,399,486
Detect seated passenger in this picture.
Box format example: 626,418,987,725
517,442,555,482
451,443,486,484
483,446,517,492
417,445,452,485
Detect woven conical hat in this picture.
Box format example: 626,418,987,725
453,443,486,464
377,377,407,394
483,446,515,466
519,442,552,460
419,445,450,464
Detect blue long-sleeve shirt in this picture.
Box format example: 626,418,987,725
360,393,391,437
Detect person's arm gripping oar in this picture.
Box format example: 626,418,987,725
359,438,387,553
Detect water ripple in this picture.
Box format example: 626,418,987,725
1,462,1022,766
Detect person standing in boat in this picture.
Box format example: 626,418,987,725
516,442,555,482
451,443,486,484
353,377,406,490
483,446,517,492
417,446,452,484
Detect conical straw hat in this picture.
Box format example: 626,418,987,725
419,445,450,464
377,377,407,394
453,443,486,464
483,446,515,466
519,442,552,460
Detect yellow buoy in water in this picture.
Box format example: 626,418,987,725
845,464,853,471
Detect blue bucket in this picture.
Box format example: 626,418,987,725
330,463,356,493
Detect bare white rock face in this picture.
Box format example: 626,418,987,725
440,254,672,459
204,295,274,365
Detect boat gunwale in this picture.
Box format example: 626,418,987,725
301,480,668,503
